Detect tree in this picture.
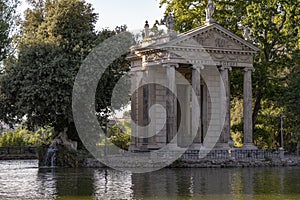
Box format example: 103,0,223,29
0,0,131,147
160,0,300,148
94,26,131,124
243,0,300,128
0,0,19,63
1,0,98,143
159,0,246,34
282,50,300,152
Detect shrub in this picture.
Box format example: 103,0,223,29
0,126,54,147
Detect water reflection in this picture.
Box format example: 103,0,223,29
132,168,300,199
36,168,57,198
132,168,245,198
94,169,133,199
0,160,299,199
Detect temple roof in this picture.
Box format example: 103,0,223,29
133,23,260,55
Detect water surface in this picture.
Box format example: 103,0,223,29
0,160,299,199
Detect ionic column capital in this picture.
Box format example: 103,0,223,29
162,63,179,68
243,67,255,72
219,66,232,72
192,64,205,70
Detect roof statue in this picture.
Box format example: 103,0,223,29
205,0,216,25
243,27,252,41
144,20,150,38
166,14,175,33
161,14,175,34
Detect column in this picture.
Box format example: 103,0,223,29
129,72,137,150
218,66,231,148
192,66,202,146
166,64,177,145
147,68,158,149
140,72,149,150
243,67,256,149
177,84,190,147
202,84,208,141
137,72,144,148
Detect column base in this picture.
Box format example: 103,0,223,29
242,143,258,150
139,144,150,152
189,143,202,150
147,144,160,150
279,147,285,160
167,143,183,151
129,145,140,152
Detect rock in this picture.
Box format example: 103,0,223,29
83,158,106,168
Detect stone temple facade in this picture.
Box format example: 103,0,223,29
127,17,260,152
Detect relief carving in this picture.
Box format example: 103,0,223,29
189,30,249,50
194,36,205,45
227,55,238,61
238,55,252,62
182,38,200,46
213,54,226,60
193,32,213,46
215,38,226,48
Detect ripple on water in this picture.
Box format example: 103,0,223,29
0,160,300,199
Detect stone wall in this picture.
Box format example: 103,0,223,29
38,146,300,169
170,157,300,168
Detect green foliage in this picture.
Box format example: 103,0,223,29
34,126,56,145
95,27,131,121
108,120,131,150
243,0,300,127
230,98,243,147
254,101,283,150
159,0,246,34
0,126,54,147
0,0,19,62
1,43,72,128
96,120,131,151
1,0,97,132
282,51,300,152
0,0,130,147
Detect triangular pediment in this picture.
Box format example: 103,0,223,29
160,23,260,53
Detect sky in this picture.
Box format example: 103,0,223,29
19,0,166,32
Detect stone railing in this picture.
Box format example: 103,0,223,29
181,149,281,160
0,146,38,160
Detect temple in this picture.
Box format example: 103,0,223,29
127,2,259,152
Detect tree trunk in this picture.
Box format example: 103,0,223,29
252,89,262,131
297,133,300,156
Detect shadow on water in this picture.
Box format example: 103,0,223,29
37,168,95,198
0,160,299,199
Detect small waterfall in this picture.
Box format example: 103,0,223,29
44,141,58,167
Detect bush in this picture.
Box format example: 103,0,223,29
104,120,131,150
0,126,54,147
108,121,131,150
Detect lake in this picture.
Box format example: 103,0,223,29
0,160,299,199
